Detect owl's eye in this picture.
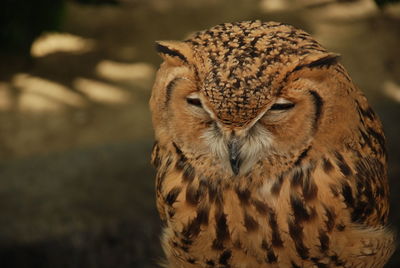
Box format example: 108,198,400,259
186,97,203,108
270,98,295,111
186,92,203,108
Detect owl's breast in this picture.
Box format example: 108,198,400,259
156,153,393,268
158,163,333,267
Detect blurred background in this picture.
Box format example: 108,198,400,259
0,0,399,267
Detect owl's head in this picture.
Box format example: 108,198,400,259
150,21,361,177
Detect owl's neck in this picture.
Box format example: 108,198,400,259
162,141,317,192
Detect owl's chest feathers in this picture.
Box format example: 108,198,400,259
157,155,353,266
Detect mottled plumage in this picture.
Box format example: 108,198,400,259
150,21,395,268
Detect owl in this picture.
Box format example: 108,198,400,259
150,21,395,268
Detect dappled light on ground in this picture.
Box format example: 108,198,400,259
384,80,400,103
31,33,96,58
74,77,133,104
13,73,87,111
95,60,155,87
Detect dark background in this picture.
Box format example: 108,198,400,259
0,0,399,267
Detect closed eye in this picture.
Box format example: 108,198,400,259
269,98,295,111
186,97,202,107
186,92,203,108
270,102,295,110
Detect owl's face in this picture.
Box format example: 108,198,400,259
150,21,357,177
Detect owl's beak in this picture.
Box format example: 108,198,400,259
227,138,241,175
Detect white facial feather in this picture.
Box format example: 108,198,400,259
239,123,274,174
201,124,228,163
201,122,274,175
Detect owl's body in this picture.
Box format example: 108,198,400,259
150,21,395,268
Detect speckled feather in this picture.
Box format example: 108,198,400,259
185,21,328,127
150,21,395,268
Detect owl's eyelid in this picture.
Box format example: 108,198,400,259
275,97,293,105
185,92,217,120
269,98,295,111
187,92,200,99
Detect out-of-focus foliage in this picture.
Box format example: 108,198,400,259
374,0,400,7
0,0,65,57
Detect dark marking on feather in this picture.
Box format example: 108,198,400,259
329,184,339,197
165,186,181,206
206,259,215,266
182,163,195,183
309,90,323,132
165,78,179,105
182,216,201,240
151,141,161,168
219,249,232,266
236,188,251,205
302,176,318,201
351,200,369,223
207,180,224,205
271,173,284,196
187,258,196,264
269,209,284,247
266,250,278,263
233,239,242,249
167,209,175,219
330,254,345,266
291,169,304,188
341,182,355,208
357,102,376,121
261,240,278,263
252,199,269,216
288,219,309,260
173,142,187,170
322,158,334,173
290,194,316,222
318,229,330,252
336,223,346,231
156,42,188,63
186,184,199,205
196,205,210,226
312,259,328,268
244,212,259,232
323,205,336,232
294,54,339,71
367,127,386,153
359,127,373,149
291,261,301,268
294,146,311,166
335,152,352,176
212,208,230,250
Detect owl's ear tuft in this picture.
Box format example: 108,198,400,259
294,52,340,71
155,41,192,66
